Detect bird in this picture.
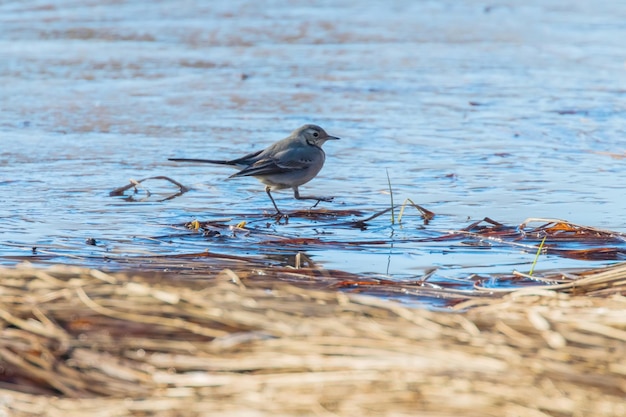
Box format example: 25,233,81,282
169,124,340,215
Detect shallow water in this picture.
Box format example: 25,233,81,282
2,0,626,303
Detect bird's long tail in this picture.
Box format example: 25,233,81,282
168,158,233,165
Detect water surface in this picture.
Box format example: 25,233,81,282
2,0,626,303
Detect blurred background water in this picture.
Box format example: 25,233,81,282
1,0,626,296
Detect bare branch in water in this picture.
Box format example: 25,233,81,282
109,176,190,202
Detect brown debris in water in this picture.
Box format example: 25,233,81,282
589,150,626,160
0,264,625,416
518,217,626,241
438,217,626,261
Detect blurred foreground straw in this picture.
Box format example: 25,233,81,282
1,264,625,417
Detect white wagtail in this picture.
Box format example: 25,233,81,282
169,124,340,215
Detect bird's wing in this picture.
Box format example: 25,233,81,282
229,148,315,178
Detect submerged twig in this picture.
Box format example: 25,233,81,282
109,176,190,202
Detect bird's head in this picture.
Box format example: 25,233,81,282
295,124,340,148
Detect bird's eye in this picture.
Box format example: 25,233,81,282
313,132,319,137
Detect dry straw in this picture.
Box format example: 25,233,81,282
1,263,625,416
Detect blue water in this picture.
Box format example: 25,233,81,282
2,0,626,301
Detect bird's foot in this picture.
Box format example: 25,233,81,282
273,211,289,224
310,196,334,209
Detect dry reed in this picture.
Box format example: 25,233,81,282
1,263,625,416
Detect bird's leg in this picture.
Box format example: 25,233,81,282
292,187,334,206
266,186,287,219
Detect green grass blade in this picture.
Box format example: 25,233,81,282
529,236,547,276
